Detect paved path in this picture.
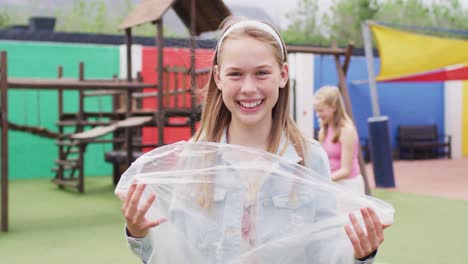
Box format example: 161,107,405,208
365,158,468,201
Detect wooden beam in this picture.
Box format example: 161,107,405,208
156,19,165,158
8,78,158,90
332,43,372,195
189,0,197,135
1,51,8,232
57,65,64,188
125,28,133,82
287,45,347,55
342,44,354,75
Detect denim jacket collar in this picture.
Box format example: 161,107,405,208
219,129,302,165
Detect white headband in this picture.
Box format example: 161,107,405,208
217,20,285,60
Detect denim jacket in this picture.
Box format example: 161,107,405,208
124,134,375,264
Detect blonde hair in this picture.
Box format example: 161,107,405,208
314,85,352,143
192,16,308,208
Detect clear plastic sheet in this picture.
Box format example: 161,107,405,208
116,141,394,264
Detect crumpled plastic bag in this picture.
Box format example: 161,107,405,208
116,141,394,264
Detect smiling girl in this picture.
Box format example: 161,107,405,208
120,17,385,264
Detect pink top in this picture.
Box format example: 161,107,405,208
321,126,361,178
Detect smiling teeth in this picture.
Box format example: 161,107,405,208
239,100,262,108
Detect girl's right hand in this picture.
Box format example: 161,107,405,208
121,183,167,238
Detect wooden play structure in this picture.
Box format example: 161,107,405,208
0,54,158,232
105,0,231,183
0,0,230,232
0,0,367,233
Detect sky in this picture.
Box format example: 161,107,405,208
224,0,332,28
1,0,329,34
4,0,468,30
2,0,327,29
224,0,468,28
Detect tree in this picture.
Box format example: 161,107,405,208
326,0,379,46
55,0,120,34
283,0,468,47
1,0,180,37
374,0,468,38
375,0,434,29
0,10,10,29
281,0,329,45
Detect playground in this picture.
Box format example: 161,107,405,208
1,0,468,263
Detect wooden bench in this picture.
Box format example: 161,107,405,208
397,124,451,160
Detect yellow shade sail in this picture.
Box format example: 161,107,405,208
372,24,468,81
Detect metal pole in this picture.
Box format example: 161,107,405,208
362,21,381,117
1,51,8,232
361,21,396,188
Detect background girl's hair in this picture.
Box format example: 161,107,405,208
315,85,352,143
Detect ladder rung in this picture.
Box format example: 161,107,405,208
56,140,79,146
133,143,159,148
52,178,79,188
55,159,79,166
80,138,122,144
132,92,158,99
84,90,123,96
56,121,111,127
164,66,189,73
61,112,122,118
165,118,191,127
165,123,190,127
132,88,189,99
51,166,75,172
194,68,210,75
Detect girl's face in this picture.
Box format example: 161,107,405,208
313,99,336,125
214,36,288,128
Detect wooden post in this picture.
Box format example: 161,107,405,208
125,28,133,167
189,0,197,135
332,43,372,195
125,28,133,83
58,66,64,116
342,44,354,75
182,70,187,109
78,62,84,193
174,71,179,108
1,51,8,232
165,68,171,107
57,66,64,186
156,20,164,148
78,62,85,132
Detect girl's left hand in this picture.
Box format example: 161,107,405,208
344,207,386,259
